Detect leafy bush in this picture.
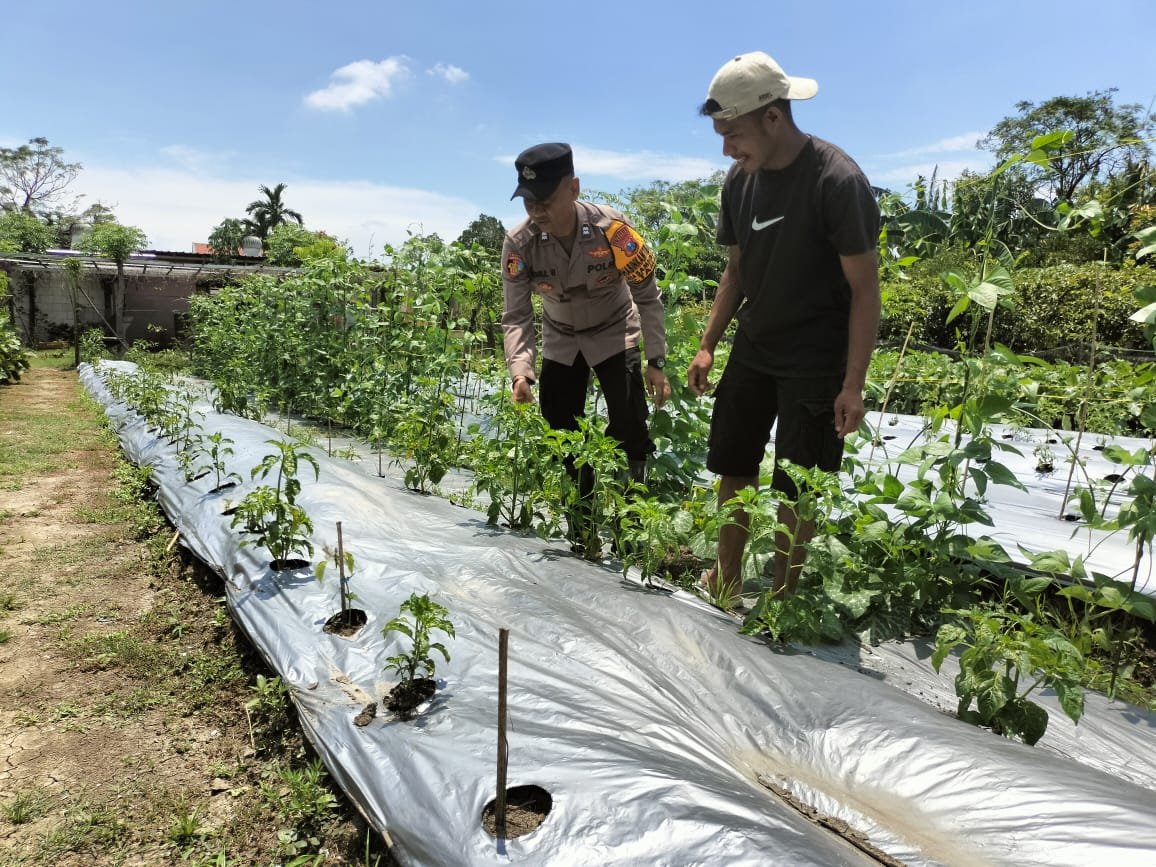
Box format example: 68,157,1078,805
881,262,1154,354
0,273,30,383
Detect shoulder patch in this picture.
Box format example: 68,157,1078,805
505,252,526,279
606,220,656,286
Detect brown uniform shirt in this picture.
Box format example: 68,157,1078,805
501,200,667,383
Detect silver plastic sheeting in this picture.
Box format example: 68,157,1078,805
81,363,1156,866
860,412,1155,594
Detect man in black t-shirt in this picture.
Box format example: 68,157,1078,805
688,51,881,603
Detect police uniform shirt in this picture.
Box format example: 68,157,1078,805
501,200,666,383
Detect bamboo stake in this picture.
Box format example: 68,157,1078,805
336,521,348,616
496,627,509,839
1058,253,1102,518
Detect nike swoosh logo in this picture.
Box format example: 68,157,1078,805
752,216,784,231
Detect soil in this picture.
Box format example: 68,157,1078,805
323,608,368,637
269,558,310,572
385,678,436,719
0,365,393,865
481,785,552,839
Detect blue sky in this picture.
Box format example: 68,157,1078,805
2,0,1153,257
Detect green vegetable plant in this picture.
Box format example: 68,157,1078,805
544,416,628,561
231,440,320,569
464,393,556,531
383,593,455,718
189,432,241,492
933,606,1084,745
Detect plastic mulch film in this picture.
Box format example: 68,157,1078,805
81,363,1156,866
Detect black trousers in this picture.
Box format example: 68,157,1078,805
538,347,653,462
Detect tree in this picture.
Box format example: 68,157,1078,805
0,137,82,214
980,90,1155,204
244,183,303,240
79,222,148,343
264,224,345,266
207,218,248,263
0,209,56,253
456,213,506,252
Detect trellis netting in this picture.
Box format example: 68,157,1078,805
81,362,1156,866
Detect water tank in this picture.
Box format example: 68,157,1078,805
241,236,263,257
69,218,93,249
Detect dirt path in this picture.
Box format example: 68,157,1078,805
0,366,390,866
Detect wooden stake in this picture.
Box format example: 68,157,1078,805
496,627,509,839
165,529,181,553
336,521,347,615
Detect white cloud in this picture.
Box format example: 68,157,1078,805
74,163,481,258
575,146,724,181
879,132,987,160
304,57,411,112
427,63,469,84
496,145,724,183
867,157,992,188
159,144,235,174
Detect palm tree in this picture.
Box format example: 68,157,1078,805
244,183,303,240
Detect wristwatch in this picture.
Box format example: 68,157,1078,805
647,356,666,370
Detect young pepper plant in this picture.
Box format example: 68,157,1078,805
231,439,320,567
383,594,455,685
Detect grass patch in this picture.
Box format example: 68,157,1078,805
36,804,128,860
26,350,75,370
3,786,52,824
0,626,11,643
0,367,396,866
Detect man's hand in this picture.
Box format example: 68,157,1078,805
687,348,714,397
833,386,865,439
511,377,534,404
645,366,671,409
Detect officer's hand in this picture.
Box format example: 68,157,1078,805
833,386,865,439
645,366,671,409
511,377,534,404
687,349,714,397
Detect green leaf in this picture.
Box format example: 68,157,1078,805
945,294,970,324
1017,700,1050,746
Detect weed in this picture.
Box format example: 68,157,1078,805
245,673,292,749
260,760,340,856
3,787,50,824
0,626,11,643
169,805,207,847
0,591,21,611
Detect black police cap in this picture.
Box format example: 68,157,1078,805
511,142,574,202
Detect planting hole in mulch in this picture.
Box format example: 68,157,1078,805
882,434,896,441
210,481,238,494
1104,473,1126,483
386,677,436,719
324,608,367,637
270,558,311,572
221,505,239,516
482,785,553,839
1063,514,1081,522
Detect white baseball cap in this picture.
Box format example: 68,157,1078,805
705,51,818,119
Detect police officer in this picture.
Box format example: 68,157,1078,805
501,142,671,548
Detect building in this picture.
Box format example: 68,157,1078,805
0,248,291,347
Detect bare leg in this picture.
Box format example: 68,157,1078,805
705,474,757,600
772,501,815,595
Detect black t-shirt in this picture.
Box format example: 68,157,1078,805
717,136,879,376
